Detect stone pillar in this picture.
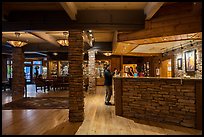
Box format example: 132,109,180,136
2,55,7,81
68,31,84,122
88,50,96,94
12,47,25,101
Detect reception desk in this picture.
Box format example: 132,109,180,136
113,77,202,129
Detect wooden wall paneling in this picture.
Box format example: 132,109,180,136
111,56,121,72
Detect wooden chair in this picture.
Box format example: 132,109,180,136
34,78,46,92
60,76,69,90
52,77,63,91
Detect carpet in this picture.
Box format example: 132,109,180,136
2,97,69,110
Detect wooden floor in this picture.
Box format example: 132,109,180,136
2,85,202,135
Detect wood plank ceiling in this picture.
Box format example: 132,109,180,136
2,2,202,56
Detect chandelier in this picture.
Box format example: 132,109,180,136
57,31,69,46
7,32,27,47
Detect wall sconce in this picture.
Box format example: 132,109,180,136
7,32,28,47
57,32,69,46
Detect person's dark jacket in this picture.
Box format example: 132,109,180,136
104,69,113,86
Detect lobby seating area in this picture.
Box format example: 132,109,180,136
33,76,70,92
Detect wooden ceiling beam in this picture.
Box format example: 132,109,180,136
60,2,77,20
113,52,161,57
144,2,164,20
118,7,201,42
112,31,118,53
123,33,202,46
28,32,60,47
23,43,67,52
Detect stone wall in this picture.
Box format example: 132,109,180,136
174,41,202,78
88,50,96,94
116,78,201,129
152,41,202,78
2,55,7,81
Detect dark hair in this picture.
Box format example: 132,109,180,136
104,65,110,70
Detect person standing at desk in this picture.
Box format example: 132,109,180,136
104,65,113,105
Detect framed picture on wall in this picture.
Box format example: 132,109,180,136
185,49,196,72
177,58,182,70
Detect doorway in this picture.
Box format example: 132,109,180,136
160,59,172,77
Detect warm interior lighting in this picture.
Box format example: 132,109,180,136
103,52,112,56
57,32,69,46
7,41,27,47
7,32,27,47
53,52,58,56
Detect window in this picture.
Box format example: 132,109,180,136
24,61,32,64
33,60,42,77
33,61,42,65
7,59,12,79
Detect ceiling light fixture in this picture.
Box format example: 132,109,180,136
103,52,112,56
53,52,58,56
7,32,28,47
57,31,69,46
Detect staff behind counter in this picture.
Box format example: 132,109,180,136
125,67,144,77
113,66,145,77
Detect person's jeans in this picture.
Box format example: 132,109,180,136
105,85,112,103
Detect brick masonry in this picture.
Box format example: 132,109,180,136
2,55,7,81
114,77,202,129
68,31,84,122
12,47,25,101
88,50,96,94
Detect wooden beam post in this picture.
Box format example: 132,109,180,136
60,2,77,20
144,2,164,20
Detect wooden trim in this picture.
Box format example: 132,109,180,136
144,2,164,20
60,2,77,20
114,78,122,116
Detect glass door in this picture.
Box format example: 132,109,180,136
24,65,32,83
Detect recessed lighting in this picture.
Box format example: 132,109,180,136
53,52,58,56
